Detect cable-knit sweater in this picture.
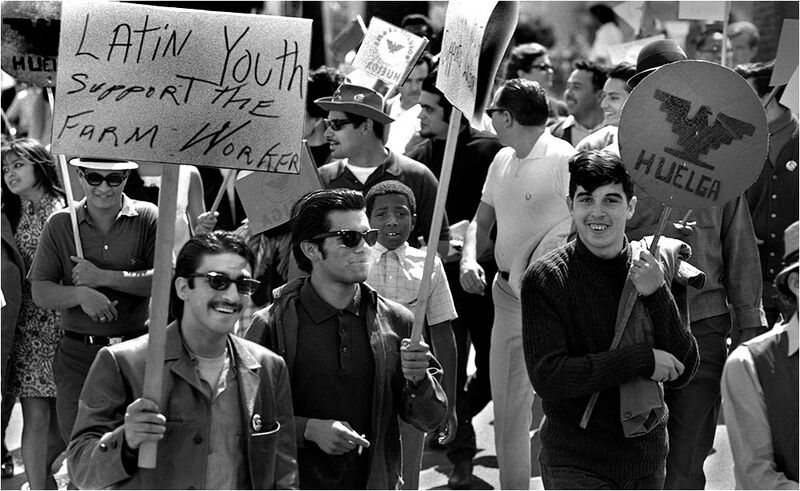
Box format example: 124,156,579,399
521,238,698,479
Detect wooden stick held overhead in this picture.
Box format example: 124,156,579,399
210,170,237,215
410,108,462,343
138,163,180,469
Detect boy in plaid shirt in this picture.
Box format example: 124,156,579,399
365,181,458,489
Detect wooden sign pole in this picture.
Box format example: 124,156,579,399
46,88,83,258
138,163,180,468
210,170,236,215
410,108,462,343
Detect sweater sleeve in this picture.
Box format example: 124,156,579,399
522,265,655,400
639,284,699,388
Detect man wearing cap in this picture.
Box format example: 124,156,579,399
622,39,768,489
721,220,798,489
30,157,158,442
315,83,450,257
460,78,576,489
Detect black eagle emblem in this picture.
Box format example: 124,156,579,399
654,89,755,170
385,38,405,53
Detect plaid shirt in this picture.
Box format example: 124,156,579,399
367,243,457,326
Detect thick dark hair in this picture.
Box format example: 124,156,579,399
607,62,636,88
496,78,549,126
1,138,66,233
170,231,255,320
365,180,417,216
574,60,608,92
735,60,784,100
341,111,385,140
291,188,366,273
401,13,432,36
505,42,549,80
589,4,617,25
421,69,453,121
307,66,345,119
568,150,634,201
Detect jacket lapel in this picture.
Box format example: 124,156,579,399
164,322,205,395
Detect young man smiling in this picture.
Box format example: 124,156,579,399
246,188,447,489
67,232,298,489
522,150,699,489
30,158,157,444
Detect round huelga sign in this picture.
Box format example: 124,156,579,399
619,60,768,210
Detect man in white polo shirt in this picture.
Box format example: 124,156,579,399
460,78,576,489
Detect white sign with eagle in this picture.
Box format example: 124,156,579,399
351,17,427,86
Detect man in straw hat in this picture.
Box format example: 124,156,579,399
621,38,768,489
721,220,798,489
29,157,158,443
315,83,450,257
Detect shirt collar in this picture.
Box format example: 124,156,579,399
562,114,604,133
335,148,400,179
76,194,139,224
372,242,407,262
519,129,552,160
299,278,362,323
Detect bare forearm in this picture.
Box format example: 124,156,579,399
33,281,87,310
98,269,154,297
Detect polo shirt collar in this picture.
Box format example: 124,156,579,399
300,278,362,323
787,312,798,356
521,128,552,160
561,114,604,133
336,148,400,180
76,194,139,224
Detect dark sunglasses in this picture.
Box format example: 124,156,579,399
80,170,128,187
324,119,355,131
187,271,261,295
311,229,380,248
529,63,554,72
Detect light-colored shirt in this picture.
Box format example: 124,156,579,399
558,115,606,146
481,130,576,272
721,314,799,490
385,95,422,155
367,242,457,326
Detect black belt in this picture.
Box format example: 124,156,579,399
499,271,510,281
63,331,142,347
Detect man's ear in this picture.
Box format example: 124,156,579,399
175,277,190,302
300,240,322,263
410,213,417,228
789,271,799,298
627,195,637,219
566,195,574,213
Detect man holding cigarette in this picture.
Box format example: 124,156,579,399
246,188,447,489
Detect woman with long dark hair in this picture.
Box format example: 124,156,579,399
1,138,66,489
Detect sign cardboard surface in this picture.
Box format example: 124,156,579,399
613,1,645,32
619,60,767,210
1,1,60,87
608,34,665,65
770,19,799,87
52,2,311,172
352,17,427,86
678,1,726,21
236,142,322,235
436,0,518,128
780,67,799,115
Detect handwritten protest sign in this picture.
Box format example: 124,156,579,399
619,60,767,211
352,17,427,87
1,1,60,87
436,1,518,128
236,142,322,235
52,2,311,172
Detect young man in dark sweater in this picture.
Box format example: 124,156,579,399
521,150,699,489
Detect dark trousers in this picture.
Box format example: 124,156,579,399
53,336,107,441
664,313,730,489
541,463,666,490
443,260,496,464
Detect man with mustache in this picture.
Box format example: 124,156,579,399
386,54,433,155
315,83,450,257
66,231,298,489
550,60,608,146
247,188,447,489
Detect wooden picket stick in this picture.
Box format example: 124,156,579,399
720,1,730,67
579,205,672,429
45,88,83,258
138,163,180,468
210,169,236,214
410,107,462,343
